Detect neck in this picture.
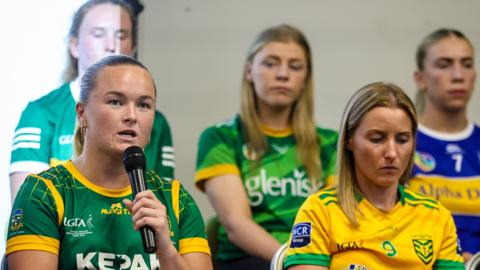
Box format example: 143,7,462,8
420,105,469,132
358,181,399,212
73,148,130,190
257,104,292,130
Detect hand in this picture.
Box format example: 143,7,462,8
123,190,173,251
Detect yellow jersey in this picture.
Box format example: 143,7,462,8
284,186,464,270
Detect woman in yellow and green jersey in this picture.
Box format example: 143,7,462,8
284,82,464,270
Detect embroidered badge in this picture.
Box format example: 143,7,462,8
412,238,433,265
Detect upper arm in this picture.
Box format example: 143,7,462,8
182,252,213,270
7,175,62,257
9,172,31,202
177,184,211,256
8,250,58,270
204,174,252,225
433,210,464,269
10,102,51,174
284,195,332,268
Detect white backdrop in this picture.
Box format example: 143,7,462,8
0,0,86,257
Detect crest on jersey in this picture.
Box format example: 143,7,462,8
412,238,433,265
10,208,24,232
414,152,436,172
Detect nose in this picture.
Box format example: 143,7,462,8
384,139,398,161
123,104,137,124
451,62,465,82
276,63,289,81
105,33,117,53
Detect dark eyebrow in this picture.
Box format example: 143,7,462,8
105,91,154,101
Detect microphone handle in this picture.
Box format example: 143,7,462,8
129,169,158,253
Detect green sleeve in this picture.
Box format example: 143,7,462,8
145,110,175,180
6,174,61,255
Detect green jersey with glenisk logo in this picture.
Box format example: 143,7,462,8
7,161,210,269
195,115,338,260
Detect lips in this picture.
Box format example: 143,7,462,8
448,89,467,96
118,129,137,138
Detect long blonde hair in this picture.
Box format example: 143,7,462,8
337,82,417,226
240,24,321,180
414,28,473,114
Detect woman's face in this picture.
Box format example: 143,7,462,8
246,41,308,111
70,3,135,78
348,107,414,191
415,36,476,113
79,65,155,156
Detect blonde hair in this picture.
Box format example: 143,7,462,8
239,24,321,180
337,82,417,226
415,28,473,114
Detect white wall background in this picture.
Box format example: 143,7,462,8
138,0,480,221
0,0,87,257
1,0,479,257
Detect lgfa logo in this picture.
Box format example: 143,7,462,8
64,214,94,229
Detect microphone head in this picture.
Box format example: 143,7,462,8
123,146,146,171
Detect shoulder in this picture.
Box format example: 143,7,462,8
32,84,72,106
312,187,338,207
315,126,338,143
199,116,242,140
401,186,442,210
153,110,170,124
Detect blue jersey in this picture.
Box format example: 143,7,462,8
409,123,480,253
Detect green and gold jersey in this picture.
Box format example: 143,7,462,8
6,161,209,269
284,186,464,270
10,82,175,180
195,115,338,260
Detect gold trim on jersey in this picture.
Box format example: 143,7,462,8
49,158,67,167
36,176,65,226
64,160,132,197
6,235,60,255
261,125,293,137
195,164,240,182
179,237,211,255
172,180,180,221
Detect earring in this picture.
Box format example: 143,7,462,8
81,126,86,136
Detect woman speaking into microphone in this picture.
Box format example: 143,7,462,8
5,55,212,270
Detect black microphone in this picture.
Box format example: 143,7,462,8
123,146,157,253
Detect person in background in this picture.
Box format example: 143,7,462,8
194,24,337,270
9,0,175,201
409,28,479,261
284,82,464,270
6,55,212,270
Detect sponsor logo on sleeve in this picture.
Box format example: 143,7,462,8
290,222,311,248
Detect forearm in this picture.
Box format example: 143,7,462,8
155,243,191,270
225,217,281,260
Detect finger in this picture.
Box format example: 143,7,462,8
134,215,169,232
131,196,164,214
132,204,166,223
123,199,133,211
133,190,157,202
